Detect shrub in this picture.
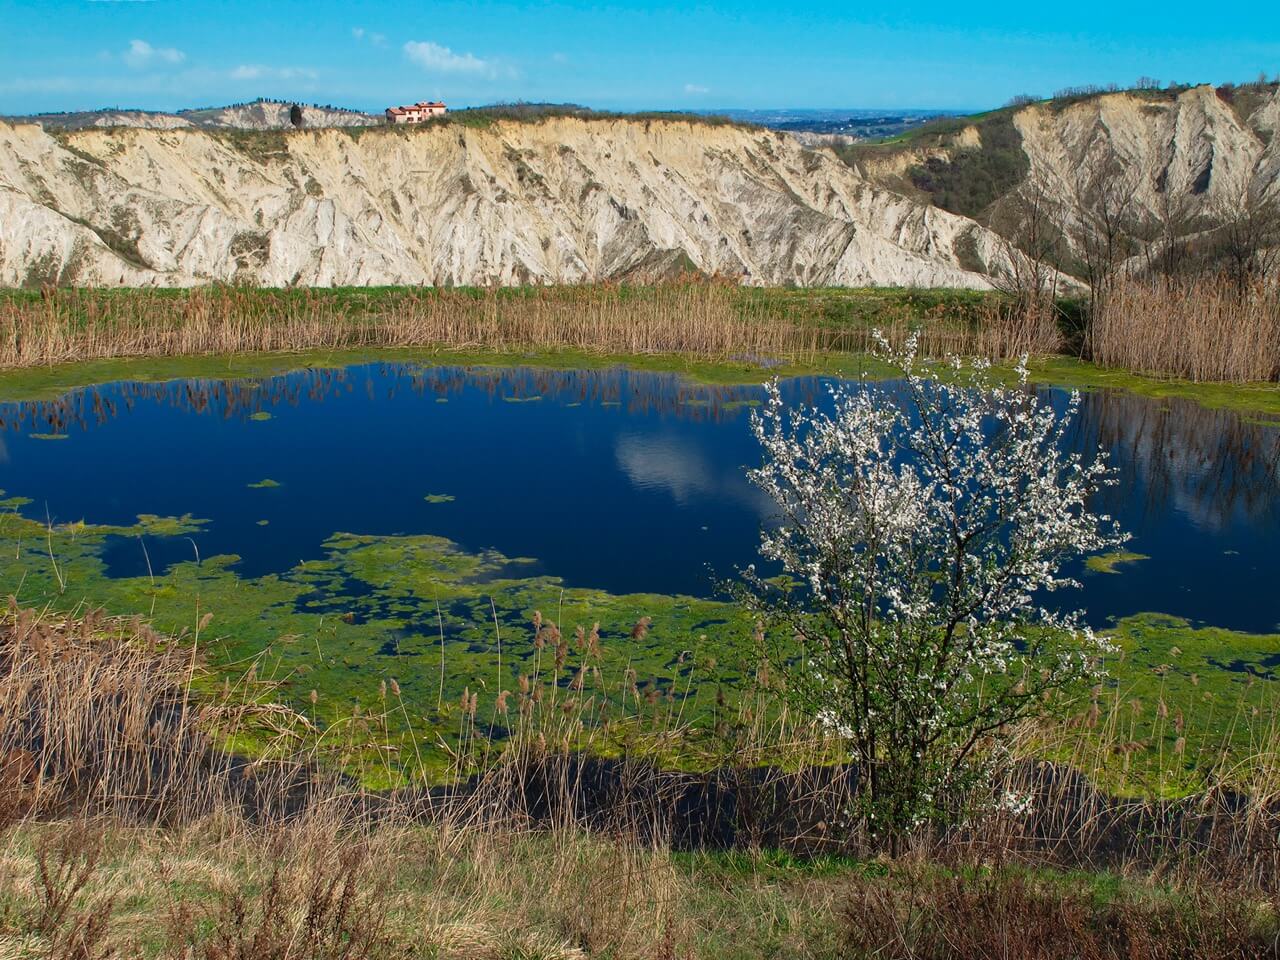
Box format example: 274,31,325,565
737,334,1124,847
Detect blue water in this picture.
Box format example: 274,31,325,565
0,363,1277,632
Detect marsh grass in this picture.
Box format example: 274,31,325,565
4,602,1280,957
1088,277,1280,383
0,283,816,368
0,283,1059,373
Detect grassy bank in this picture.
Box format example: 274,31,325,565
5,820,1278,959
3,604,1279,959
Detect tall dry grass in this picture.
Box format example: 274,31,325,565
1088,277,1280,382
822,294,1064,360
4,601,1280,957
0,284,819,368
0,284,1062,372
0,602,841,958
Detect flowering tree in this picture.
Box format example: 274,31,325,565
739,334,1126,843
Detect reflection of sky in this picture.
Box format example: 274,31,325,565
1,366,1279,631
614,431,770,516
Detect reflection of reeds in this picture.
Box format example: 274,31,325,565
0,283,1051,370
1088,277,1280,382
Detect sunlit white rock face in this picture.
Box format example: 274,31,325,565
0,116,1013,288
856,85,1280,261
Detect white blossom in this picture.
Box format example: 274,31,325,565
741,331,1126,836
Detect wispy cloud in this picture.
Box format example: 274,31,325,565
404,40,504,77
230,65,319,83
353,27,387,47
123,39,185,69
683,83,710,95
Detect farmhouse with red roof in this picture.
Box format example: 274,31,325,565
385,101,448,124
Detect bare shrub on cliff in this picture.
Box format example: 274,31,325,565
987,181,1068,350
1070,148,1140,310
1210,191,1280,293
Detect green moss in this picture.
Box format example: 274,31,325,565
0,484,1275,796
1023,357,1280,418
1086,551,1150,575
29,433,69,441
1065,613,1280,797
423,494,456,504
0,498,758,783
248,411,273,421
131,513,208,536
247,479,281,489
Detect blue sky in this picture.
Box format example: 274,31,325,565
1,1,1277,115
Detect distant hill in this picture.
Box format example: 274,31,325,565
838,81,1280,274
3,99,379,131
715,108,959,143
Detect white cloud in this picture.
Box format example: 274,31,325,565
404,40,493,76
230,65,319,83
123,39,186,69
351,27,365,40
614,433,770,512
683,83,710,95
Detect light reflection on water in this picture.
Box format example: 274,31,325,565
0,364,1277,632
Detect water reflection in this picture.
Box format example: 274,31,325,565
1067,389,1280,534
0,364,1277,631
614,432,769,512
0,365,818,436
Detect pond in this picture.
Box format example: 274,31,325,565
1,359,1278,774
1,362,1277,632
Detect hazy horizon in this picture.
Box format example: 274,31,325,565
1,0,1275,116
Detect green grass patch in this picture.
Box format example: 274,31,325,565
1086,551,1150,575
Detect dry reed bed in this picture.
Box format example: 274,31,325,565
0,284,1061,372
0,285,818,368
4,603,1280,957
1089,278,1280,382
5,280,1280,384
